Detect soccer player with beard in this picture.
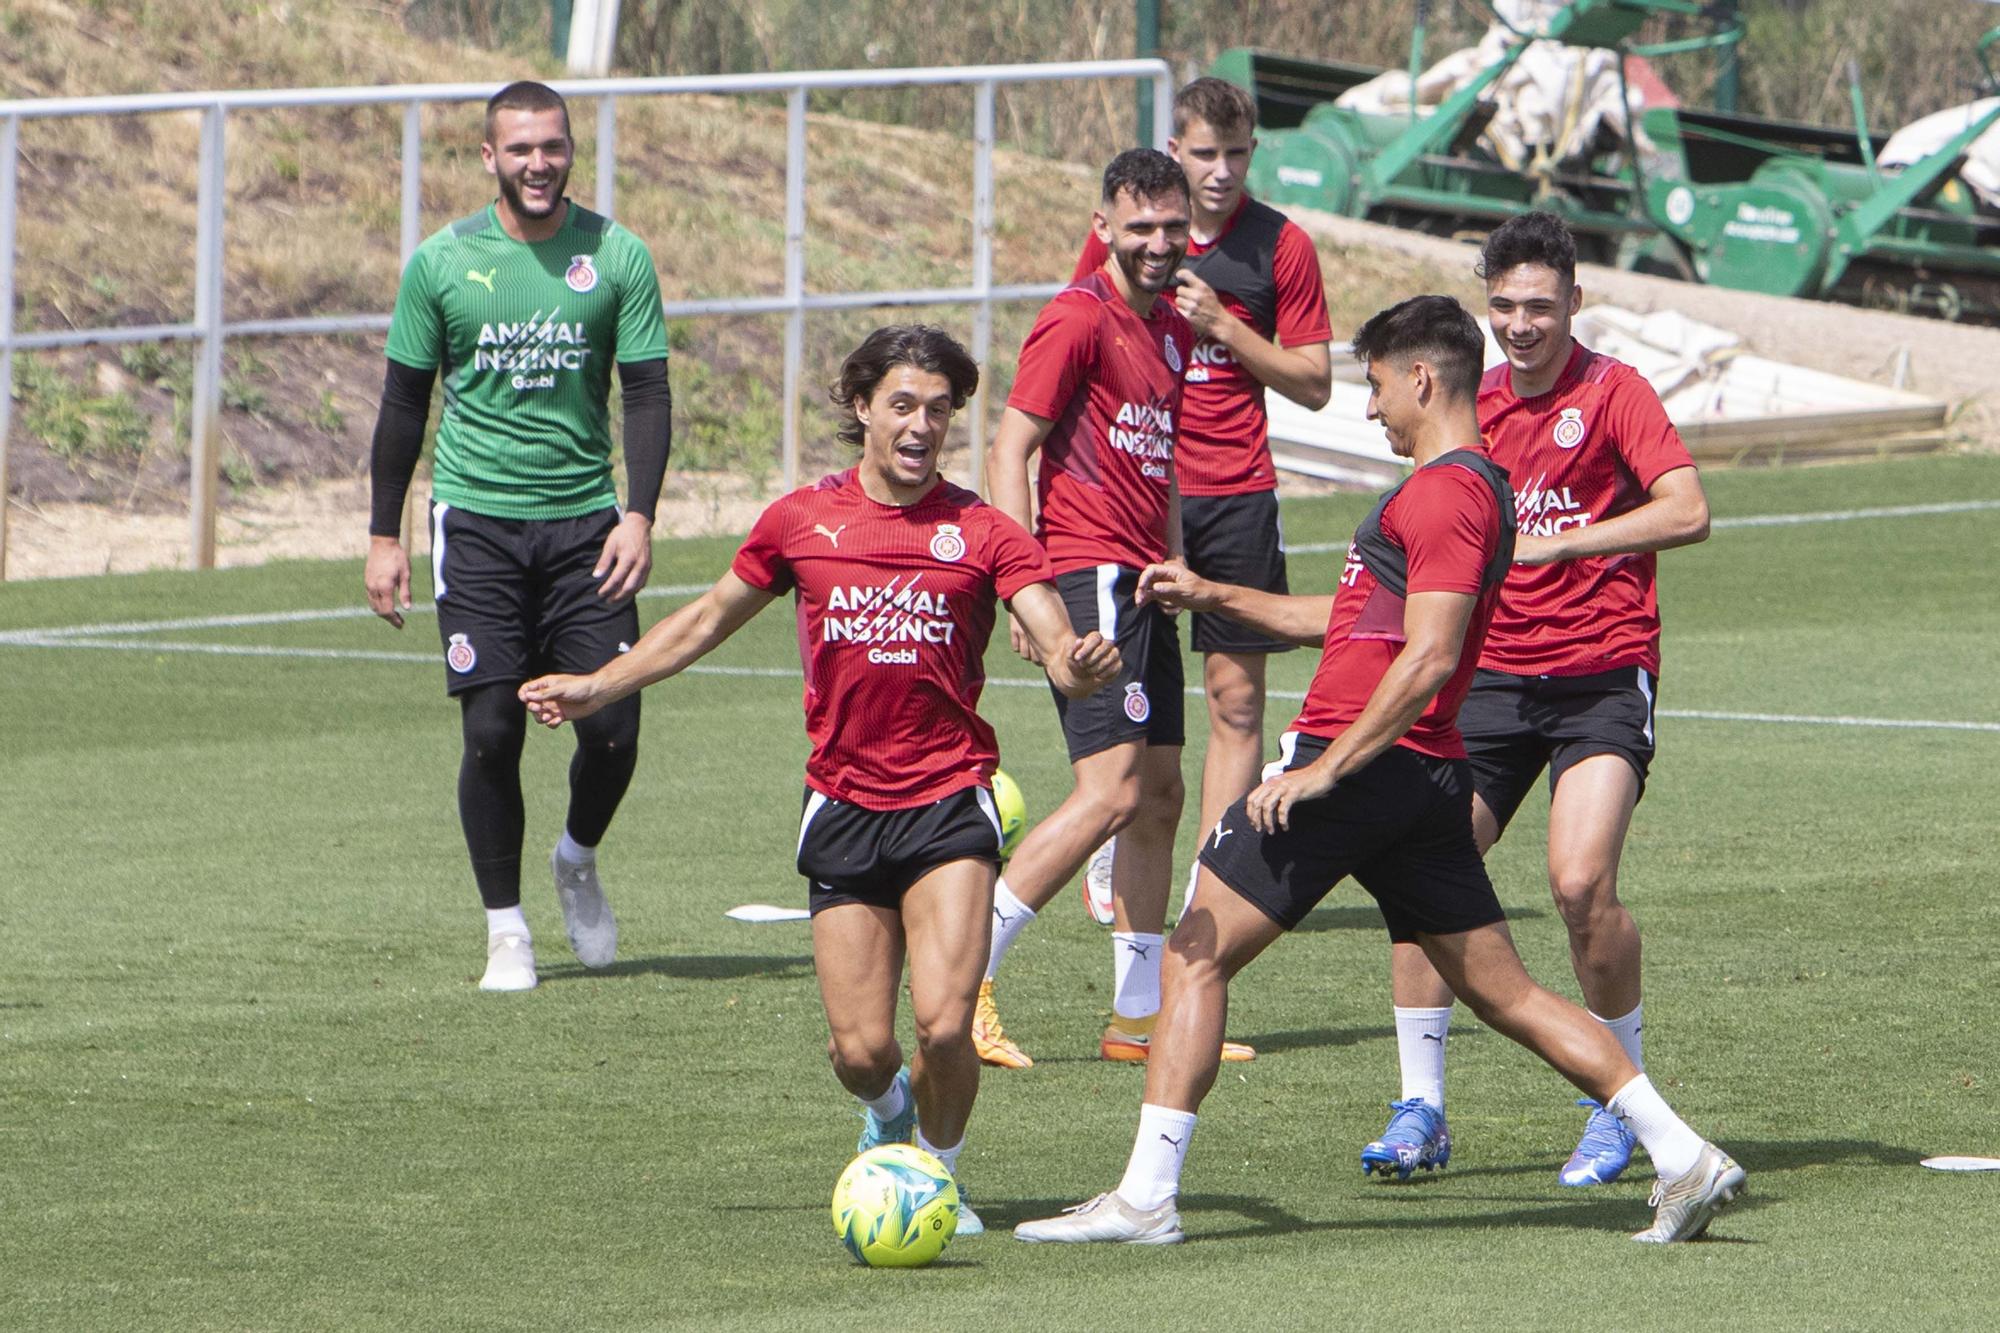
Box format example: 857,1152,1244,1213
1359,212,1712,1190
1066,79,1333,935
1013,296,1742,1248
365,81,672,991
973,149,1254,1069
518,326,1121,1234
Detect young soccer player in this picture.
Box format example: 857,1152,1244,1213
975,149,1253,1069
1067,78,1334,932
365,81,672,991
518,326,1120,1233
1360,212,1713,1189
1014,295,1742,1247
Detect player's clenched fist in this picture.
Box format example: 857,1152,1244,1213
518,673,607,727
1050,630,1121,699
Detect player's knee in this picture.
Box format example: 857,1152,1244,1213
1080,775,1146,833
827,1032,897,1086
1549,865,1618,929
911,1006,974,1059
1206,683,1264,741
572,695,640,756
460,688,526,766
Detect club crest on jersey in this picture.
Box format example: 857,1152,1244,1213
929,523,966,562
1553,407,1586,450
1162,334,1183,373
446,633,477,674
565,254,599,293
1123,682,1151,723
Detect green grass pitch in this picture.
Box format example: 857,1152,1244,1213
3,456,1997,1330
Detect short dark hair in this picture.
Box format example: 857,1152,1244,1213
1101,147,1190,208
1351,295,1485,403
485,80,570,143
829,325,981,446
1173,77,1257,139
1477,211,1577,287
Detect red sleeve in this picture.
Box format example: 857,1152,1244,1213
983,507,1055,600
1604,370,1695,491
1391,467,1498,596
1272,222,1333,348
730,499,796,595
1071,229,1109,285
1006,294,1098,421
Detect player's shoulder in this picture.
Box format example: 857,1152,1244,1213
411,207,496,260
1402,450,1503,513
1477,361,1512,401
1577,345,1663,405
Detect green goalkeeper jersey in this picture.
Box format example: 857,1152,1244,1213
385,201,668,520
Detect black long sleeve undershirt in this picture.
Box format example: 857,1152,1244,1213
367,358,437,538
619,357,672,522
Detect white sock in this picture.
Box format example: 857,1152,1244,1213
985,879,1036,981
556,830,595,865
1117,1104,1197,1210
1607,1074,1703,1178
859,1074,908,1124
485,905,529,939
1111,932,1164,1020
1592,1003,1644,1070
1393,1006,1453,1110
918,1129,963,1176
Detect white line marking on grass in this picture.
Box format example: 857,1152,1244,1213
11,634,1995,732
1288,498,1999,554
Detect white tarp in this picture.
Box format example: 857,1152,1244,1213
1333,0,1650,174
1880,97,2000,210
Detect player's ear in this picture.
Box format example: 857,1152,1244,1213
1091,207,1113,246
852,395,871,427
1569,284,1583,316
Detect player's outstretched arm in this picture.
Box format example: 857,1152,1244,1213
520,570,775,726
1244,589,1472,833
1136,558,1331,645
1516,465,1710,565
1008,580,1122,699
1172,270,1333,410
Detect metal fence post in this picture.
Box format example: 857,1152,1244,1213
597,94,616,218
401,101,423,267
970,81,995,495
189,104,226,571
781,86,807,492
1152,67,1173,149
0,115,17,581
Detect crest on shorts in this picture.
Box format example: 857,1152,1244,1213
565,254,599,293
1123,682,1151,723
1162,334,1183,373
929,523,966,563
446,632,478,674
1552,406,1586,450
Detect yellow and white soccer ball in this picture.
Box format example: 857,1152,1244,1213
832,1143,960,1267
991,769,1027,858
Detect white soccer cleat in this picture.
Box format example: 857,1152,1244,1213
1014,1191,1183,1245
1082,838,1116,926
551,847,618,968
1632,1142,1746,1243
479,933,538,991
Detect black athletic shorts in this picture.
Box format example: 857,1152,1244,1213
1049,564,1186,761
1181,490,1295,656
430,502,640,697
1457,666,1658,834
796,785,1005,914
1198,732,1507,941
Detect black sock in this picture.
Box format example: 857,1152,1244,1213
457,684,527,909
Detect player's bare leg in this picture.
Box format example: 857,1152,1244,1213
900,858,995,1150
1109,743,1184,937
1143,869,1285,1109
1195,652,1267,872
1001,740,1147,912
812,902,911,1145
1545,755,1643,1018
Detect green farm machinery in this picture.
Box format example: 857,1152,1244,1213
1217,0,2000,322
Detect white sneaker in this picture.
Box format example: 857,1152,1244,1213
1014,1191,1183,1244
551,847,618,968
955,1191,985,1238
1632,1142,1746,1243
1081,838,1116,926
479,933,537,991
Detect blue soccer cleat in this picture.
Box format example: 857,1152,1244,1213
1560,1098,1638,1187
856,1066,917,1153
1361,1097,1452,1180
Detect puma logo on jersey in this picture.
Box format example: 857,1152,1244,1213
465,267,497,293
813,524,847,548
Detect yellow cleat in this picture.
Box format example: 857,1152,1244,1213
1099,1012,1255,1063
973,979,1034,1069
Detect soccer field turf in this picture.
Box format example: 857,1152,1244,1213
3,456,1997,1330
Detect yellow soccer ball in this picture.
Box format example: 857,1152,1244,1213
832,1143,959,1267
991,769,1027,858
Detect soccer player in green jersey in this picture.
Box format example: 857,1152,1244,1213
365,80,673,991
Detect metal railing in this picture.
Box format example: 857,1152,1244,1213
0,60,1173,579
